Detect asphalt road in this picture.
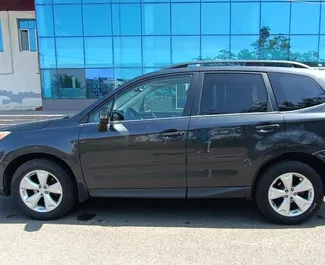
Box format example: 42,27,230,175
0,196,325,265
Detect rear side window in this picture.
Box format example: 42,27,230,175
268,73,325,111
199,73,268,115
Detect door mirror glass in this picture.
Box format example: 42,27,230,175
99,108,109,123
98,108,110,132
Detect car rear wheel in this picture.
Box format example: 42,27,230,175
255,161,324,225
11,159,77,220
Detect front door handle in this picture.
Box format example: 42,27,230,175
160,130,185,139
255,124,280,133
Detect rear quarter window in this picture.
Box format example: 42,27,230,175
268,73,325,111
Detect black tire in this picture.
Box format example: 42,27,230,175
255,160,324,225
11,159,77,220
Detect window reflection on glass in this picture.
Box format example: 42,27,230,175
56,37,84,68
85,37,113,68
38,38,56,68
320,5,325,34
231,36,258,59
54,0,80,3
261,3,290,35
143,68,161,74
142,36,171,67
319,37,325,62
114,37,142,67
114,69,142,87
172,36,200,63
289,36,319,63
142,4,170,35
201,36,229,60
142,0,169,2
83,5,111,36
231,3,260,34
83,0,110,2
57,69,86,99
112,0,140,2
291,3,320,34
36,0,52,3
260,35,290,60
36,6,54,37
86,69,115,99
201,3,230,34
112,75,192,121
172,4,200,35
54,5,82,36
112,4,141,35
41,70,58,99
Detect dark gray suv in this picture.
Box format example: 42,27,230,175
0,60,324,225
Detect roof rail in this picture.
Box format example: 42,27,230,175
165,60,312,69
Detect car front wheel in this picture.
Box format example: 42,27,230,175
11,159,77,220
255,161,324,225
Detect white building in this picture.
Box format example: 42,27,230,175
0,2,42,110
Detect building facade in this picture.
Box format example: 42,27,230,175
31,0,325,109
0,1,41,110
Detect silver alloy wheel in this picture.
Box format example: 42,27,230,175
268,172,314,217
19,170,63,213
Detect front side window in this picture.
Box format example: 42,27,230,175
89,74,192,123
268,73,325,111
18,19,37,51
200,73,268,115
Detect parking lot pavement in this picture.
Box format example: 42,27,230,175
0,197,325,265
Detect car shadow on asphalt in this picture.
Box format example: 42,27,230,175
0,197,325,232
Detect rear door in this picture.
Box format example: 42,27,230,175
186,71,286,198
267,72,325,153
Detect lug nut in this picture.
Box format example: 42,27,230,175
285,189,288,193
45,191,48,194
294,193,297,196
291,188,294,191
44,186,47,189
38,185,41,188
285,195,288,198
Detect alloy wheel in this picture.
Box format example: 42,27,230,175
268,172,314,217
19,170,63,213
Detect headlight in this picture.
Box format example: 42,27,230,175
0,131,11,140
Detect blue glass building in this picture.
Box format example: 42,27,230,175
35,0,325,105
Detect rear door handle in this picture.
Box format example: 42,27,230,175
255,124,280,133
160,130,185,139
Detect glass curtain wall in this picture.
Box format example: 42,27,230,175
36,0,325,99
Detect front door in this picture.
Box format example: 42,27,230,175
186,72,285,198
79,73,198,198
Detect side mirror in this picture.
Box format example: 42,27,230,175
98,108,110,132
99,108,109,123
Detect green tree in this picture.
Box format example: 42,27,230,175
194,26,320,66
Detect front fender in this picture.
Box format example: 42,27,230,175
0,126,88,201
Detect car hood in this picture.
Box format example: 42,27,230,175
0,118,57,132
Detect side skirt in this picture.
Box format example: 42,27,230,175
89,187,251,199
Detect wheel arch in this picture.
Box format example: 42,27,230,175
3,152,89,202
251,152,325,198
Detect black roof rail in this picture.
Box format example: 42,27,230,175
165,60,312,69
